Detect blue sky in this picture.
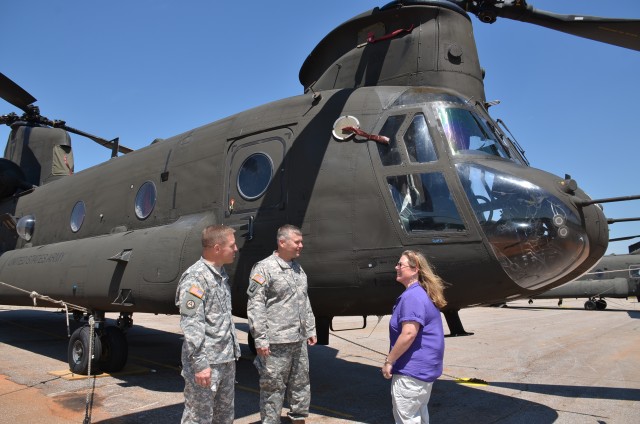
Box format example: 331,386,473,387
1,0,639,254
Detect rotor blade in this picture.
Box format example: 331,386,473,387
609,234,640,242
607,217,640,225
498,5,640,52
0,72,37,113
455,0,640,51
578,194,640,206
58,122,133,154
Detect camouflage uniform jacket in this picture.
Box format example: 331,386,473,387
247,253,316,348
175,257,240,373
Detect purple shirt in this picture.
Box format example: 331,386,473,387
389,283,444,382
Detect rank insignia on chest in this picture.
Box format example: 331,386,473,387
251,273,266,285
189,285,204,299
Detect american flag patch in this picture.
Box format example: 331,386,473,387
189,285,204,299
251,273,266,285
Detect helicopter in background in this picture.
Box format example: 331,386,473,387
1,0,639,375
528,238,640,309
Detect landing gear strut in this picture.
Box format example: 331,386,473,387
316,317,331,345
117,312,133,330
443,310,473,337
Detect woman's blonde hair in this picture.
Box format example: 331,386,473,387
402,250,447,309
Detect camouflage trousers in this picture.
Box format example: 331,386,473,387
181,360,235,424
254,340,310,424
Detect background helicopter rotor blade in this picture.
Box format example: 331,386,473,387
57,122,134,155
0,72,37,113
0,72,132,155
452,0,640,51
609,234,640,242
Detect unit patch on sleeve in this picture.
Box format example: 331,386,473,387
247,273,267,295
181,292,203,316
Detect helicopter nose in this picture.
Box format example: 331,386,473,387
456,163,607,291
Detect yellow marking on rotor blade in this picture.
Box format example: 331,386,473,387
455,377,489,386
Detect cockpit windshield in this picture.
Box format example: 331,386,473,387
457,162,588,290
437,107,510,159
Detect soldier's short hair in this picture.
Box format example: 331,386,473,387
202,225,235,248
277,224,302,242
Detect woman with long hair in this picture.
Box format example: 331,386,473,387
381,250,447,423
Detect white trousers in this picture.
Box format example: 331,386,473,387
391,374,434,424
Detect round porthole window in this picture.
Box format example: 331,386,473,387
237,153,273,200
70,201,86,232
16,215,36,241
135,181,157,219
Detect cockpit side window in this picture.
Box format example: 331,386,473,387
438,107,509,159
404,113,438,163
376,115,405,166
387,172,464,233
629,265,640,279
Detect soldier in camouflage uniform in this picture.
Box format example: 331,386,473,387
176,225,240,424
247,224,317,424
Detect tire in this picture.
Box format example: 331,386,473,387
68,326,102,375
584,300,597,310
595,299,607,310
99,326,128,373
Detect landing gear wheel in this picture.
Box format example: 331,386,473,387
595,299,607,310
99,326,128,373
68,326,102,375
584,299,597,310
247,332,257,355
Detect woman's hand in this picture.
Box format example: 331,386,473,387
381,362,393,379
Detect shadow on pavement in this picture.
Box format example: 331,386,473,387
1,308,563,423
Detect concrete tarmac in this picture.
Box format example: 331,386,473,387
0,298,638,423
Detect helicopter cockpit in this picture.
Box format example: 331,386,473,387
438,105,510,159
375,89,588,290
457,162,586,290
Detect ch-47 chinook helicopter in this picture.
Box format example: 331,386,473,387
528,238,640,310
1,0,639,375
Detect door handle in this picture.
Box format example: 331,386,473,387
246,215,254,241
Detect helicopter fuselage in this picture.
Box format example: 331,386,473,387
0,84,608,325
